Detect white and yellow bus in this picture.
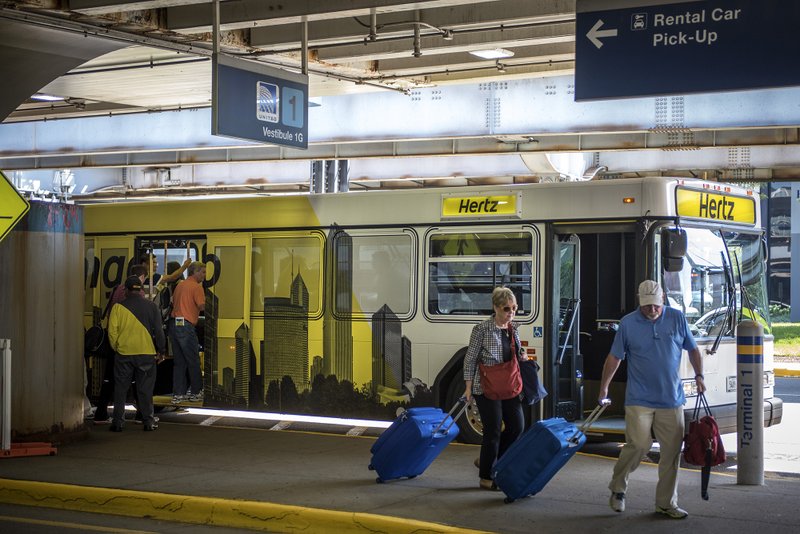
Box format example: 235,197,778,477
83,176,782,442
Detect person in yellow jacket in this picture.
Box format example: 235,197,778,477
107,275,167,432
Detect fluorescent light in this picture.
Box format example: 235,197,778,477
31,93,63,102
470,48,514,59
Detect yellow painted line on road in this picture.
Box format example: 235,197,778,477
0,514,155,533
0,479,493,534
775,367,800,377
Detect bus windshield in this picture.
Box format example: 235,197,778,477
662,227,769,337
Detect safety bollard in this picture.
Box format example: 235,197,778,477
736,320,764,485
1,339,10,450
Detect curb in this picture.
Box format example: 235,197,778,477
0,478,493,534
775,367,800,378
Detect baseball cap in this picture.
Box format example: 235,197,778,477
124,275,143,292
638,280,663,307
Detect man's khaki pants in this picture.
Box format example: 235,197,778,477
608,405,685,509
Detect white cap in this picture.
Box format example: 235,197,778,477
638,280,663,307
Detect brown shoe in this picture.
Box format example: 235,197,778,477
479,478,498,491
474,457,480,469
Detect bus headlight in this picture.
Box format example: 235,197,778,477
764,371,775,388
726,372,773,391
682,379,699,398
727,375,736,392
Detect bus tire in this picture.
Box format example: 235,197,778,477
446,376,482,445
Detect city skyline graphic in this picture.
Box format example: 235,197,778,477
201,227,417,413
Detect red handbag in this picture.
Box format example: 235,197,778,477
683,393,726,500
478,326,523,401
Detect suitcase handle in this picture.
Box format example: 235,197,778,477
569,399,611,443
434,397,469,436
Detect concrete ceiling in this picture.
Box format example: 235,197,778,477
1,1,800,201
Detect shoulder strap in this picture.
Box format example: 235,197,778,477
102,284,119,320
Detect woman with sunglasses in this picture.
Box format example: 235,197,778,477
463,287,527,490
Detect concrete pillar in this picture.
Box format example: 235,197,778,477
0,201,85,441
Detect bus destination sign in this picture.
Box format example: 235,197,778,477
441,194,520,220
676,187,755,225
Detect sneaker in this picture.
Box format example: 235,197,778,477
171,395,184,405
188,391,204,402
143,423,158,431
109,424,123,432
134,416,159,425
479,478,499,491
655,506,688,519
609,492,626,513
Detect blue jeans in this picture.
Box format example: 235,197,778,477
169,320,202,396
474,394,524,480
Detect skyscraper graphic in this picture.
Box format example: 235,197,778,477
263,273,309,396
310,355,325,382
371,304,405,393
323,228,353,382
234,323,251,404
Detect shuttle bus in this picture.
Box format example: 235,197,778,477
83,176,782,442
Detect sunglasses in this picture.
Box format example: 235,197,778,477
502,306,518,313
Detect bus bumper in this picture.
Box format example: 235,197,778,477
689,397,784,436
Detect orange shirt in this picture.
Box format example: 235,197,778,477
171,277,205,325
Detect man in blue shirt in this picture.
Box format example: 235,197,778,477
599,280,705,519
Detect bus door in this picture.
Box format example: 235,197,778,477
204,233,252,403
93,236,134,320
551,233,582,421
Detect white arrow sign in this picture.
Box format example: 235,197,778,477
587,19,618,49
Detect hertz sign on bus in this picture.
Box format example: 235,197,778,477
441,193,520,220
676,187,756,225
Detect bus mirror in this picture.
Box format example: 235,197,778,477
661,228,687,272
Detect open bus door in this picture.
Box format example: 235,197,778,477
550,234,582,422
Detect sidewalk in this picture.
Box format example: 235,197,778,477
1,423,799,533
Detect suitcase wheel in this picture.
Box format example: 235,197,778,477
408,475,417,479
368,464,374,471
504,497,515,504
376,477,384,484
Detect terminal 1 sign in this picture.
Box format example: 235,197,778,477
212,54,308,149
575,0,800,100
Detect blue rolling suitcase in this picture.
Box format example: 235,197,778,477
493,401,609,503
369,401,467,483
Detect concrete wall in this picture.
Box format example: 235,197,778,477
0,201,84,440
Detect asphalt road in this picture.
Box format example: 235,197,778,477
776,376,800,404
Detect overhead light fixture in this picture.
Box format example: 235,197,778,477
470,48,514,60
31,93,63,102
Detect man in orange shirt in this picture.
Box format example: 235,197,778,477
168,261,206,404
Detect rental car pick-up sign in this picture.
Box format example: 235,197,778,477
575,0,800,100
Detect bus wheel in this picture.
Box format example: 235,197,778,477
446,377,482,444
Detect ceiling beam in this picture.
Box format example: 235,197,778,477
69,1,208,16
313,23,574,64
249,0,574,51
166,0,505,33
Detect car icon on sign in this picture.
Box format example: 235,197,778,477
631,13,647,30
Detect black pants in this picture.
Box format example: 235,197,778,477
475,394,524,480
94,352,140,421
112,354,157,427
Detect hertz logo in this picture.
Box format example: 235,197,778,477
441,195,518,219
676,187,755,225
